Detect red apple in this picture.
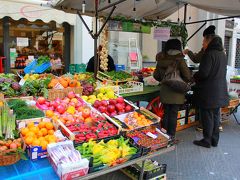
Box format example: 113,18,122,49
82,108,91,118
45,101,50,107
116,103,124,111
116,97,124,104
107,105,115,113
109,99,117,105
101,100,108,107
55,98,61,103
48,106,54,111
125,105,132,112
68,91,76,99
98,106,107,113
57,105,65,114
37,97,46,105
52,101,59,109
94,100,101,108
63,98,70,104
110,111,117,117
118,109,125,115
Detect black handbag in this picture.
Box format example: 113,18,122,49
162,61,191,93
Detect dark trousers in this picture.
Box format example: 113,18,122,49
200,108,220,145
162,104,180,137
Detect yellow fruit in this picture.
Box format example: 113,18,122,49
45,122,54,130
25,137,34,145
38,122,46,129
40,140,48,150
27,122,35,129
32,139,40,146
46,110,54,118
26,131,35,138
29,126,39,134
21,128,29,136
40,128,48,136
36,131,43,138
48,130,55,135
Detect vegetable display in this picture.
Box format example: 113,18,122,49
0,74,22,97
8,99,44,120
76,136,138,166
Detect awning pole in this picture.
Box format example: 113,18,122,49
187,22,206,42
183,4,188,24
185,15,240,25
93,0,99,79
77,12,94,39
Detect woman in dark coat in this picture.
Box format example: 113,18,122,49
154,39,191,139
193,35,229,148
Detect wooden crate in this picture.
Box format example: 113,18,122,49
48,87,83,101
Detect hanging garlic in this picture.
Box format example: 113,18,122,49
99,20,109,72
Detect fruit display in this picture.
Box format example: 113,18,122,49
48,76,80,89
93,97,134,117
75,136,138,167
62,119,118,144
20,121,57,150
82,87,116,104
0,74,22,97
122,112,154,130
0,138,22,152
126,126,169,151
8,99,44,120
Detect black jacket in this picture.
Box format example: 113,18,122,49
86,54,116,72
193,36,229,108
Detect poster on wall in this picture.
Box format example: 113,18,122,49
10,48,17,68
17,37,29,47
153,27,170,41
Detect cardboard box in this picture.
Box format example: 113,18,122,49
27,146,47,160
177,110,186,119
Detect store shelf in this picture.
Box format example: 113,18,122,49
79,146,175,180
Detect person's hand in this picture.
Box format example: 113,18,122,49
183,49,189,55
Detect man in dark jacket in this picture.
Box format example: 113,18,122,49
193,35,229,148
86,45,116,72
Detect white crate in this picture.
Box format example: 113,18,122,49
119,81,143,94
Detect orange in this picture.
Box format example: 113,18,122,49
21,128,29,136
40,128,48,136
48,135,57,144
38,122,46,129
36,131,43,138
27,122,35,129
48,130,54,135
46,110,54,118
40,140,48,150
44,135,50,142
45,122,54,130
29,126,39,134
38,137,45,142
51,115,58,122
25,136,34,145
32,139,40,146
25,131,35,138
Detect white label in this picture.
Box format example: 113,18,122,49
18,121,26,129
19,78,25,86
17,37,29,47
32,151,38,160
146,132,157,139
54,82,64,89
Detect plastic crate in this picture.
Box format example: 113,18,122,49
24,60,51,74
75,64,86,73
115,64,125,71
69,64,76,74
119,81,143,94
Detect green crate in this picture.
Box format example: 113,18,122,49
75,64,86,73
69,64,76,74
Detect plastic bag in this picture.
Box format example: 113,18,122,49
143,76,159,86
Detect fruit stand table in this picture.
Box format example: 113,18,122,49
1,146,175,180
122,86,160,103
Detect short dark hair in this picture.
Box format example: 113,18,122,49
203,25,216,37
164,39,182,53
